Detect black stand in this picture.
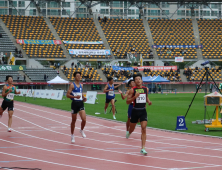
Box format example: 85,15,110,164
109,100,117,114
185,67,221,125
23,94,26,102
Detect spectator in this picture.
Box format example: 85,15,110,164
0,33,2,38
57,62,60,69
71,62,74,69
23,75,26,82
170,68,173,72
15,47,18,54
44,74,46,81
98,62,101,69
57,70,59,75
75,64,77,68
63,65,66,70
17,75,20,82
77,61,80,68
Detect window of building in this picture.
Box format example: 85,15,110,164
162,10,169,15
203,11,210,16
29,9,36,16
128,9,135,15
177,10,185,16
211,11,218,16
211,3,219,9
48,1,59,8
62,2,70,8
111,1,123,8
9,1,17,7
101,9,109,14
9,8,17,15
19,9,25,15
18,1,25,7
62,9,70,15
30,1,35,8
0,9,7,15
0,1,7,7
162,2,169,8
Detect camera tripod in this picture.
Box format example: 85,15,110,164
185,67,221,124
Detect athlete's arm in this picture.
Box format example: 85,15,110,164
146,88,152,105
2,85,12,97
126,89,139,104
81,84,87,102
15,87,21,94
66,84,80,99
119,89,128,100
114,83,122,89
103,84,111,93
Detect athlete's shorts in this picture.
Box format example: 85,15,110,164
1,100,14,111
71,101,84,114
105,98,114,104
130,108,147,123
128,104,134,118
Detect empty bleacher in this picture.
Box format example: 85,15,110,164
99,19,151,59
148,19,197,59
0,15,65,58
24,68,57,81
198,19,222,59
144,69,181,82
184,67,222,81
63,67,102,82
49,17,106,59
0,25,15,53
0,71,23,82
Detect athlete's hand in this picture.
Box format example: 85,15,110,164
135,92,140,98
83,98,87,102
17,91,21,94
76,95,81,99
118,89,122,94
148,101,152,106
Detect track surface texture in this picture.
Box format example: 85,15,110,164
0,100,222,170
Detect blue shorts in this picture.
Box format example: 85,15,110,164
128,104,134,118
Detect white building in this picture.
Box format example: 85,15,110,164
0,0,221,19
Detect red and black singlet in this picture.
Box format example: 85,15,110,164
132,86,148,108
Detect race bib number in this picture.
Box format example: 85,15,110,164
6,93,14,100
136,94,146,103
72,92,82,100
108,91,114,96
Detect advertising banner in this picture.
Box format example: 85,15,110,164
85,91,97,104
0,65,26,71
152,45,203,48
63,41,103,44
69,49,111,56
175,57,184,62
133,66,177,71
112,66,134,71
16,39,62,45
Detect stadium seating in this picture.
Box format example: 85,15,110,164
197,19,222,59
99,19,151,59
102,67,137,81
144,69,181,81
148,19,197,59
0,26,15,53
0,71,23,82
63,67,102,82
0,15,65,58
184,67,222,81
49,17,106,59
24,68,57,81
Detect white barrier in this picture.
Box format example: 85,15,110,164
17,89,64,100
85,91,98,104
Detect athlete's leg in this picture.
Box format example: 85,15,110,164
8,110,14,128
79,110,86,130
129,122,137,134
140,121,147,149
71,113,77,135
104,102,109,113
110,99,115,116
126,118,130,131
0,107,4,117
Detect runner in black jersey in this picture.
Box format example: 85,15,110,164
126,73,152,155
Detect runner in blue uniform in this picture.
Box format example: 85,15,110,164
0,76,20,132
118,79,135,136
67,72,87,143
103,77,121,119
126,73,152,155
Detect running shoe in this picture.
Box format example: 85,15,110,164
80,130,86,138
126,131,130,139
7,128,11,132
113,115,116,120
71,135,75,143
104,110,107,114
140,148,147,155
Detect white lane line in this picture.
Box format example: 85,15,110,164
14,108,222,154
17,105,222,147
3,114,221,168
0,151,95,170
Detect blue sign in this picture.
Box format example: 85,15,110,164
112,66,134,71
175,116,188,130
152,45,203,49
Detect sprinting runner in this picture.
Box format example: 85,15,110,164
67,72,87,143
0,75,21,132
118,79,135,135
103,77,121,120
126,73,152,155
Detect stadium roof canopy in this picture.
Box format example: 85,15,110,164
18,0,222,2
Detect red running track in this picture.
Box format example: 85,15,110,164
1,100,222,170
